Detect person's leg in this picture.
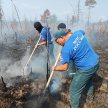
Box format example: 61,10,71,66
49,43,55,58
85,62,99,97
70,70,88,108
70,62,99,108
49,43,55,67
85,62,99,105
84,75,94,105
85,76,94,97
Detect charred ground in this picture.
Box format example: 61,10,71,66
0,34,108,108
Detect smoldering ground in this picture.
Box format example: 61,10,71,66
0,37,64,93
0,38,65,108
0,23,108,108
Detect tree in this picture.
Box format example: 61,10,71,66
41,9,50,25
0,0,3,44
24,18,29,32
85,0,96,28
48,14,57,31
77,0,81,24
0,8,2,21
10,18,18,32
70,15,77,26
49,14,57,23
85,0,96,6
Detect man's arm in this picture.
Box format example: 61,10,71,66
52,63,69,71
35,40,46,48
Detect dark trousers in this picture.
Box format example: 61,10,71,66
70,61,99,108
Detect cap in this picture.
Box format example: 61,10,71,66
34,22,43,33
53,30,66,39
57,23,66,30
34,22,41,28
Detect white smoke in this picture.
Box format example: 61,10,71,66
0,48,31,78
49,74,63,93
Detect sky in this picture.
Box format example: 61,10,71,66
1,0,108,23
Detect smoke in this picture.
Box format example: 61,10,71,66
49,74,63,93
29,49,47,76
0,59,12,77
0,33,69,93
0,47,49,78
0,48,30,78
48,43,64,93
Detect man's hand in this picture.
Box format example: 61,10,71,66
58,56,63,62
35,44,39,48
52,66,56,71
52,63,69,71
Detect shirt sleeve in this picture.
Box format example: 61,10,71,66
61,49,70,64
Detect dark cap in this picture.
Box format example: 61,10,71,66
57,23,66,30
34,22,43,33
53,30,66,40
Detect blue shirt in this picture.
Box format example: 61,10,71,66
61,30,99,70
41,26,52,43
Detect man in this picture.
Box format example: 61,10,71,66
57,23,75,76
52,30,99,108
57,23,71,33
34,21,55,67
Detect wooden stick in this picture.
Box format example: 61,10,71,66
41,47,63,101
1,76,7,92
23,34,41,76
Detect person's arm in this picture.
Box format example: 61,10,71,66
35,29,47,48
52,63,69,71
35,40,46,48
58,56,63,62
52,46,70,72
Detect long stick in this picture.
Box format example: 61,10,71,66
41,47,63,101
1,76,7,92
46,25,50,82
23,34,41,76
